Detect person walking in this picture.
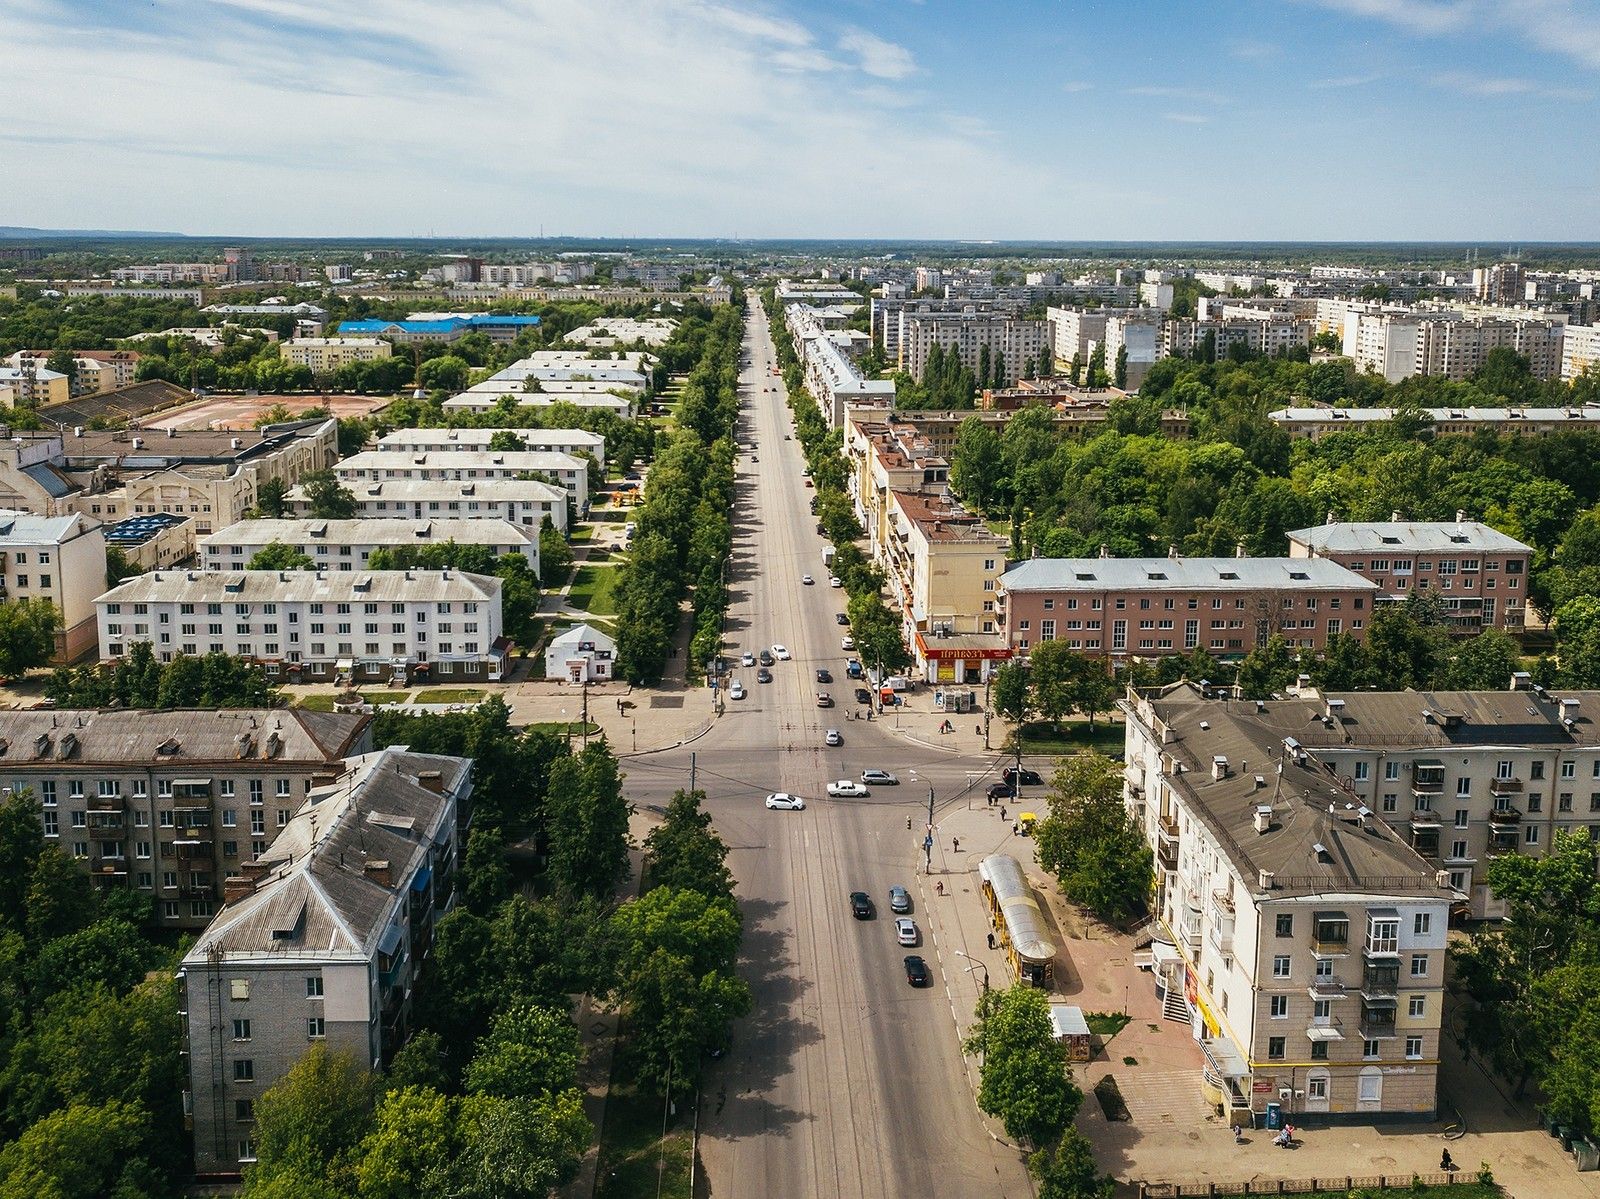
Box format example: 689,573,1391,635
987,931,997,950
1441,1149,1456,1173
1000,805,1007,822
952,836,960,854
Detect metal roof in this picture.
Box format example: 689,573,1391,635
1288,521,1532,554
979,854,1056,964
1002,556,1376,593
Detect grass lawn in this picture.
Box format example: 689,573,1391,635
1085,1011,1131,1037
568,524,597,544
294,694,336,712
412,687,487,705
1019,719,1124,756
567,565,623,617
295,690,410,711
594,1042,692,1199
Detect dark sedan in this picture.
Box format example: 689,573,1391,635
903,955,931,986
816,668,833,684
850,891,874,920
757,667,773,683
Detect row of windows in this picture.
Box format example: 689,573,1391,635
106,601,481,616
1270,952,1431,978
1036,594,1365,612
36,779,293,802
1274,912,1434,937
1265,1035,1427,1061
1269,993,1428,1018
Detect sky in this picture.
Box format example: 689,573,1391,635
1,0,1597,241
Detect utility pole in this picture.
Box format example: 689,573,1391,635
689,751,696,795
581,677,589,747
924,784,935,872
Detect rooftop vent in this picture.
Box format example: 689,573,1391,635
1254,805,1272,833
1212,755,1229,781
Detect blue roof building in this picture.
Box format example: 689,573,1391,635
337,313,541,344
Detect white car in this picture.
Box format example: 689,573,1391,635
827,779,868,798
728,682,746,700
765,793,805,810
841,636,856,651
771,644,792,661
801,574,814,586
895,917,920,947
741,651,755,667
829,576,843,588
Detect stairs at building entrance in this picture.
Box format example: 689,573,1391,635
1161,985,1192,1024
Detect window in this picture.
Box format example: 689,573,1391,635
1354,762,1369,782
1405,1036,1424,1059
306,975,324,997
233,1059,255,1082
1455,808,1469,828
1267,1036,1286,1060
1526,825,1541,845
1315,957,1334,979
1270,994,1288,1018
1308,1076,1328,1101
1310,1040,1329,1061
1414,913,1431,935
1382,794,1398,813
1409,996,1426,1018
1275,914,1293,937
232,1018,251,1040
1562,760,1577,780
307,1017,326,1039
235,1099,254,1122
238,1138,257,1164
1363,1039,1380,1060
1272,955,1291,978
1532,761,1546,780
1410,953,1428,978
1384,761,1400,781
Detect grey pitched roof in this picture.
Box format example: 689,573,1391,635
97,568,502,606
0,708,368,765
1002,556,1375,593
21,462,77,499
200,517,536,549
1295,688,1600,750
1287,521,1531,555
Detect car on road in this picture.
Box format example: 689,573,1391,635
757,667,773,683
841,636,856,652
816,668,833,683
826,779,868,798
771,644,791,661
741,651,755,667
862,769,899,786
835,612,849,625
825,728,843,746
1005,766,1045,787
758,649,774,667
850,891,873,920
895,917,919,946
986,781,1015,801
816,692,833,708
845,658,862,677
804,479,814,488
729,682,746,700
889,885,912,913
765,793,805,811
903,954,931,986
829,576,843,588
801,574,814,586
854,687,873,705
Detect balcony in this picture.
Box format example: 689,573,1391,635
87,811,126,833
179,882,214,901
1305,1016,1345,1043
1308,977,1348,1000
1488,834,1520,857
173,838,213,861
1408,808,1441,829
88,793,125,813
1157,814,1179,843
1157,840,1179,872
1490,776,1523,796
1489,807,1523,830
1361,964,1400,998
1410,763,1445,796
1359,1011,1398,1040
91,854,128,877
1410,834,1440,860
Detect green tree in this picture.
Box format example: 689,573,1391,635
247,541,316,571
1234,634,1298,699
642,788,734,900
0,598,61,676
301,470,359,519
44,347,78,390
487,429,527,452
463,1001,582,1103
444,1091,590,1199
0,787,44,935
355,1086,458,1199
544,742,632,901
24,845,95,943
255,476,291,517
0,1099,153,1199
104,546,143,588
1440,629,1521,690
1031,1128,1116,1199
950,417,1005,512
1113,344,1128,389
417,355,471,393
966,985,1081,1147
383,1032,451,1097
246,1046,375,1193
1034,753,1151,923
539,516,574,587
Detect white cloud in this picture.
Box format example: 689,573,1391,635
1061,80,1094,93
837,28,917,79
1308,73,1382,88
1162,112,1211,124
1308,0,1600,71
1431,70,1592,99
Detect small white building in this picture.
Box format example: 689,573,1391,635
285,477,569,533
545,622,616,683
332,449,589,513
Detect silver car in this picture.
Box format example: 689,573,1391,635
895,917,919,947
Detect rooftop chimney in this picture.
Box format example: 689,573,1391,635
1325,510,1336,525
223,876,256,903
1456,509,1466,523
1391,510,1402,521
363,859,392,888
1254,805,1272,832
1212,755,1230,781
1509,671,1531,691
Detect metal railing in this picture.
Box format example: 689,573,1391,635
1137,1171,1477,1198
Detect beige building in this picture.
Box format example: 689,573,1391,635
0,509,108,661
1271,405,1600,439
0,708,371,929
899,312,1051,383
1124,683,1455,1121
199,517,538,574
279,338,392,373
1344,310,1565,382
104,512,194,572
283,477,568,534
0,363,69,407
6,350,141,396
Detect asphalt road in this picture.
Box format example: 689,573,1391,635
619,297,1035,1197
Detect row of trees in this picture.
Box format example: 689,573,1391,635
613,301,744,682
45,641,277,710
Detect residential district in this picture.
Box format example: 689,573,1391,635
3,243,1600,1199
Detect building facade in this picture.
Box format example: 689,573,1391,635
278,338,392,372
0,509,107,661
332,449,589,512
998,556,1377,661
1271,405,1600,439
199,517,539,574
374,426,606,475
1562,323,1600,381
0,708,371,927
1286,518,1531,634
899,312,1051,384
179,747,470,1176
96,568,508,683
1123,683,1454,1121
283,477,568,533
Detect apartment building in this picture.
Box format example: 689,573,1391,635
95,568,508,683
1271,405,1600,439
1105,313,1162,388
278,338,392,373
337,313,541,344
0,363,69,407
564,317,677,347
1344,311,1565,382
179,746,470,1177
998,555,1377,660
283,477,569,534
1561,323,1600,381
1163,316,1311,362
332,450,588,513
7,350,141,395
375,426,606,475
442,387,634,419
0,509,108,661
199,517,538,573
786,303,896,427
0,421,338,551
1122,683,1455,1121
899,312,1051,384
1475,262,1525,305
1046,306,1113,364
1267,685,1600,919
1286,517,1531,633
0,708,371,928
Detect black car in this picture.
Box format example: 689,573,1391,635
816,668,833,684
854,687,872,705
757,667,773,683
835,613,849,625
1004,766,1044,788
758,649,774,667
903,955,931,986
850,891,874,920
986,781,1016,801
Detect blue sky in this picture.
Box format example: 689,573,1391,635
1,0,1596,240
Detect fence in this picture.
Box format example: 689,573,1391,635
1139,1171,1479,1199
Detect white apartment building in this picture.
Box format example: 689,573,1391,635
375,427,606,475
899,312,1051,383
95,568,508,683
1123,683,1455,1121
442,388,634,418
1561,323,1600,381
1046,306,1110,364
564,317,677,347
1164,316,1311,362
332,450,588,512
1345,311,1565,382
1273,405,1600,438
284,477,568,533
199,517,539,574
1105,314,1162,388
278,338,392,373
1139,281,1175,310
786,304,896,428
0,509,108,661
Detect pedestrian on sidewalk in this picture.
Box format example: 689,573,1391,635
1233,1123,1243,1145
1441,1150,1455,1173
987,932,996,950
1000,806,1007,822
952,836,960,853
